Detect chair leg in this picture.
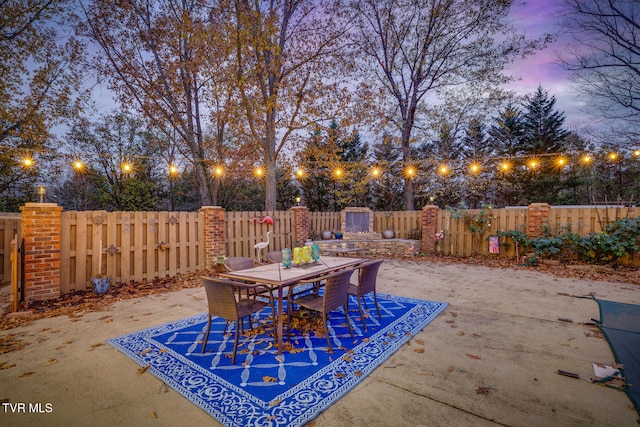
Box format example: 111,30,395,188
356,296,367,331
322,313,333,352
373,291,382,319
231,322,240,365
344,304,354,337
201,314,212,353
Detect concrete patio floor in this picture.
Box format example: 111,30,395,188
1,259,639,426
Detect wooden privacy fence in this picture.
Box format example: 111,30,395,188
2,204,639,300
60,211,205,293
432,205,640,257
0,213,21,284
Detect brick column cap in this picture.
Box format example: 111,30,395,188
198,206,224,212
20,203,63,212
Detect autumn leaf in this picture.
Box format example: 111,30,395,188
354,370,363,377
457,331,465,336
43,358,58,366
19,372,34,378
263,376,277,383
138,365,150,374
414,339,425,345
335,372,346,378
413,348,424,353
466,353,481,360
140,348,152,356
150,411,158,418
269,399,282,406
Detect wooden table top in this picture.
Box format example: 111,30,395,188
219,256,364,287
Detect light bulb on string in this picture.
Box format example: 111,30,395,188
295,168,305,178
581,155,592,164
498,160,511,173
371,166,382,178
404,166,417,179
254,167,264,177
22,156,34,168
73,159,84,171
169,164,179,175
438,164,449,176
469,162,481,174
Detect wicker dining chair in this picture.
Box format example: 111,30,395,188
224,256,275,315
265,251,282,264
289,269,354,352
200,276,269,364
347,259,384,331
224,256,254,272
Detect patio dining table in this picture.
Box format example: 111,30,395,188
219,256,365,354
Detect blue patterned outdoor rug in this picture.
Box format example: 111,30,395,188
107,293,447,426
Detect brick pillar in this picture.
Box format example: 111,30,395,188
199,206,225,270
20,203,62,301
528,203,550,238
421,205,439,253
290,206,310,247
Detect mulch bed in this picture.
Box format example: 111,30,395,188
1,256,638,331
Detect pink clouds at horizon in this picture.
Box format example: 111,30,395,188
504,0,593,128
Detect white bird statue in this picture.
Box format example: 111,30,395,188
254,230,272,262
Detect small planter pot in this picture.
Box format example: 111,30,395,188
91,277,110,295
321,230,333,240
383,230,395,239
334,232,343,240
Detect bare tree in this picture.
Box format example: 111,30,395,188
79,0,232,206
221,0,349,210
0,0,87,208
345,0,548,210
560,0,640,136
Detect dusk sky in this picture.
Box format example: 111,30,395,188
506,0,589,129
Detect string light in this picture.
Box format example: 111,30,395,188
214,166,224,177
295,168,305,178
121,162,133,173
73,159,84,171
404,166,416,179
498,160,512,172
334,167,343,178
371,166,382,178
254,167,264,177
169,164,179,175
527,158,540,170
582,155,592,164
438,164,450,176
22,157,34,168
608,152,618,161
469,162,481,174
633,149,640,157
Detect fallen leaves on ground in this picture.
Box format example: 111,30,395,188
0,272,204,330
43,358,58,367
466,353,482,360
138,365,150,374
0,333,27,355
476,386,493,395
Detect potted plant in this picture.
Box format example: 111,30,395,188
214,256,227,274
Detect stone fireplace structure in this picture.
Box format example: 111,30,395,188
340,207,381,239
